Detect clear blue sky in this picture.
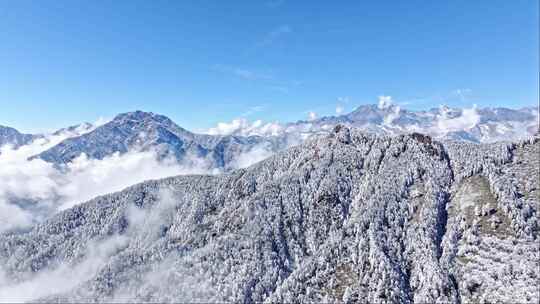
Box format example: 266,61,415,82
1,0,538,133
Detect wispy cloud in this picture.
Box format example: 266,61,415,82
265,0,285,8
253,25,292,49
397,89,476,109
234,68,271,80
212,64,297,94
212,64,272,81
336,96,350,115
452,88,472,102
241,105,266,117
337,96,350,104
266,85,289,93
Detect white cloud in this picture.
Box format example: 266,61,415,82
336,105,344,115
383,105,401,126
308,111,317,121
205,118,284,137
378,95,393,110
0,131,216,233
0,188,218,302
57,150,213,211
0,130,86,232
0,118,290,234
93,116,111,127
0,235,129,302
436,105,481,133
232,144,275,169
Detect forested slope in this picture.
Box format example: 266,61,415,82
0,127,537,303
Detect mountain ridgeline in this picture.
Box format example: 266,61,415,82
0,125,40,149
31,111,289,170
1,105,536,170
284,104,538,143
0,127,538,303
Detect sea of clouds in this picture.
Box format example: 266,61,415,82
0,129,232,234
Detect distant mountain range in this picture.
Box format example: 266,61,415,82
30,111,290,170
227,104,539,144
1,105,538,168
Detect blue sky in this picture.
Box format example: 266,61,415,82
1,0,538,133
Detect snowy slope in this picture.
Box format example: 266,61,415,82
0,125,39,149
32,111,289,170
211,104,539,144
0,127,537,303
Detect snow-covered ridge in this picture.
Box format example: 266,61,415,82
0,127,537,303
29,110,291,169
1,104,537,171
205,102,539,144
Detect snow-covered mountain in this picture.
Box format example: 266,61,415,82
0,127,538,303
32,111,290,170
0,125,40,149
0,113,292,236
25,105,539,171
208,103,539,144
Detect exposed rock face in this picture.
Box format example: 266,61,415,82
0,127,537,303
32,111,288,170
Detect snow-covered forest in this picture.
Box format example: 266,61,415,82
0,126,537,303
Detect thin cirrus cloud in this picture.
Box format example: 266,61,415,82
265,0,286,8
399,89,475,108
266,85,289,93
336,97,349,114
452,88,473,102
251,25,292,50
212,64,272,81
212,64,296,94
241,105,266,117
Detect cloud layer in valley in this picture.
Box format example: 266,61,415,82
0,188,215,303
0,131,218,234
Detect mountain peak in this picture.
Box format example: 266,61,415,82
113,111,172,125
